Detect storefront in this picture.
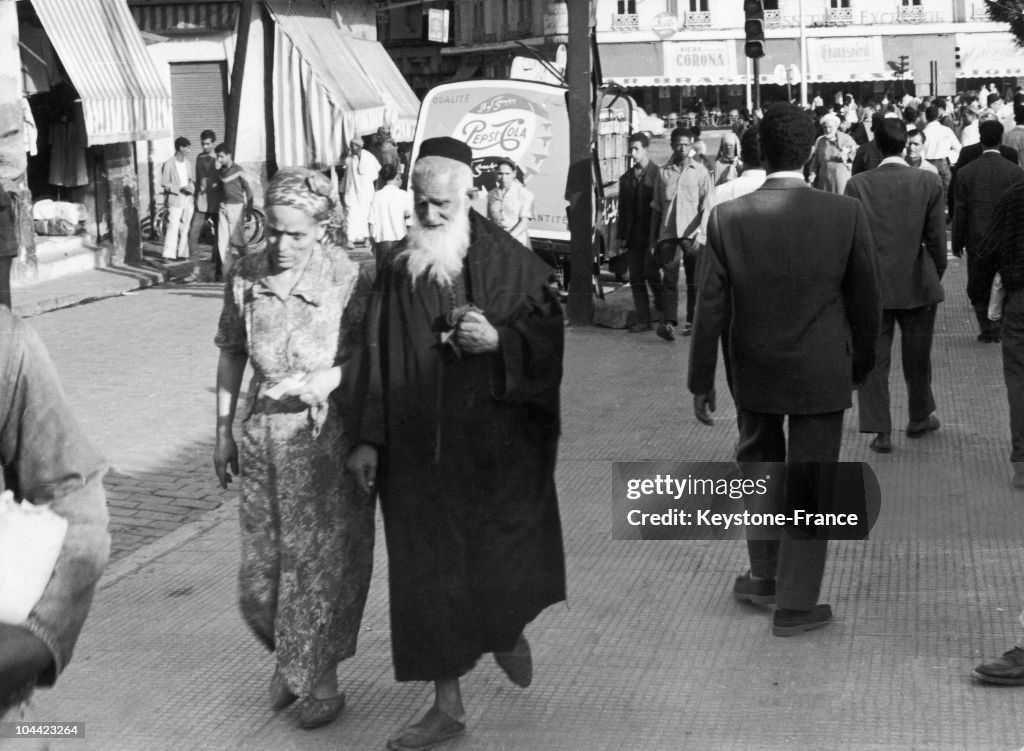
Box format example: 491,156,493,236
956,31,1024,95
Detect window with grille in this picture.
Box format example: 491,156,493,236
830,0,850,7
689,0,708,11
617,0,637,13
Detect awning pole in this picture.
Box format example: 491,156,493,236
799,0,808,108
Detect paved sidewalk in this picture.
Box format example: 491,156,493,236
18,257,1024,750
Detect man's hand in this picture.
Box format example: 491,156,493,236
694,389,716,425
346,444,378,494
455,310,500,354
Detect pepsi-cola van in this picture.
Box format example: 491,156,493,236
411,79,571,265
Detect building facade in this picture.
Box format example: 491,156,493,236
597,0,1024,117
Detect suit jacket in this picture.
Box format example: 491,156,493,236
952,151,1024,256
845,162,946,309
851,140,882,176
160,156,195,209
949,143,1019,212
688,178,880,415
616,161,660,249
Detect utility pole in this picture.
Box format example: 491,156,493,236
565,0,593,325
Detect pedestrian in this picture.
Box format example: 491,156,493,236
183,129,221,283
486,157,534,248
972,178,1024,489
905,129,940,178
0,186,16,308
650,125,715,341
160,136,195,261
952,120,1024,342
368,162,411,267
920,103,961,205
616,131,661,333
1002,104,1024,167
949,113,1019,217
852,112,886,175
214,143,252,277
213,167,375,729
342,138,381,246
713,123,742,186
689,103,879,637
960,104,982,148
344,137,566,751
807,112,856,193
845,118,947,454
0,307,110,733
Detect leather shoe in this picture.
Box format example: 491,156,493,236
973,646,1024,685
297,693,345,729
629,323,653,333
869,433,892,453
772,604,832,637
656,322,675,341
906,415,940,438
733,571,776,605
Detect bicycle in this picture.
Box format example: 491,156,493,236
151,204,266,248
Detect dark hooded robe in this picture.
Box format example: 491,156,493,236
345,211,566,682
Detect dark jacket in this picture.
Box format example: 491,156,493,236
688,177,880,414
845,161,947,308
949,142,1020,212
852,140,883,176
616,161,660,249
952,151,1024,256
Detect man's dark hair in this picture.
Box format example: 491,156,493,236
935,98,948,111
874,118,908,157
174,136,191,151
1015,104,1024,125
979,119,1005,148
200,129,216,142
902,106,918,125
739,126,760,168
759,103,816,171
379,163,398,183
214,143,232,156
925,105,939,122
670,126,693,142
628,131,650,148
691,125,702,138
869,111,886,136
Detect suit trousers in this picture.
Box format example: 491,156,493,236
162,202,194,260
857,305,938,433
737,408,844,610
626,242,661,325
654,239,682,326
682,247,698,325
927,158,952,209
1003,290,1024,463
0,256,11,308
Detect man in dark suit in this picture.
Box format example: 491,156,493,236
953,120,1024,342
845,119,947,454
948,124,1019,216
617,132,663,333
688,103,880,636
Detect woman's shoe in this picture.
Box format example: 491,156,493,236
296,693,345,729
268,667,297,711
386,707,466,751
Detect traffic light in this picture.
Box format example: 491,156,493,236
744,0,765,59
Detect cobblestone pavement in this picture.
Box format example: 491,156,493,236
19,247,1024,750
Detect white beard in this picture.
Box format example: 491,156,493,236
401,209,472,288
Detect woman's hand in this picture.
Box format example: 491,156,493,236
282,367,341,407
346,443,378,494
214,432,239,489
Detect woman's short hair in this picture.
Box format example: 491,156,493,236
819,112,841,130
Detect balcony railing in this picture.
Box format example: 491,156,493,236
610,13,639,31
682,10,711,29
826,7,853,24
971,3,991,21
764,8,785,28
896,4,925,23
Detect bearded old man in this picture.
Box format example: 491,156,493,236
344,137,566,751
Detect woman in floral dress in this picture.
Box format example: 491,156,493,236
213,168,373,729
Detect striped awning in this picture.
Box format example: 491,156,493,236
345,38,420,142
266,0,387,168
955,32,1024,78
32,0,172,145
129,2,238,33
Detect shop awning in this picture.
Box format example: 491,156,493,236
31,0,172,145
956,32,1024,78
345,38,421,142
600,42,661,84
266,0,387,168
602,40,747,87
805,36,910,82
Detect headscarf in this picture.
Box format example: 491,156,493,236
265,167,334,222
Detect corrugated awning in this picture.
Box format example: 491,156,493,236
32,0,172,145
265,0,388,167
956,32,1024,78
345,38,420,142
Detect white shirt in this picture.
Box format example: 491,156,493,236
920,121,961,162
764,170,807,181
368,184,411,243
960,121,980,148
174,158,188,188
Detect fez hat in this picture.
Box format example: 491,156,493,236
418,137,473,167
